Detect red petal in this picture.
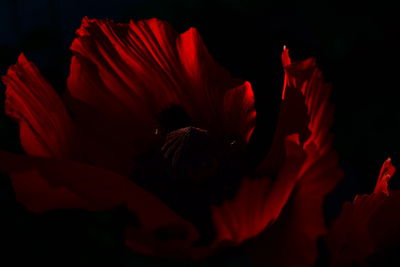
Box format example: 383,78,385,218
67,18,255,174
66,53,154,174
374,157,396,195
270,147,343,267
9,171,90,212
177,27,256,141
0,150,198,241
369,191,400,256
221,81,256,142
212,134,305,244
2,54,76,159
122,133,304,261
326,158,398,267
245,48,343,267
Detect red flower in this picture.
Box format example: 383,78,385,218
0,18,342,262
326,158,399,267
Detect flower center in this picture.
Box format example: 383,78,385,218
131,105,246,245
161,126,218,184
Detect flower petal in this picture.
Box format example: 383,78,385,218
122,131,305,263
9,171,90,212
326,158,398,267
374,157,396,195
2,54,76,159
0,149,199,241
177,27,256,141
66,18,255,174
266,146,342,267
245,47,343,267
221,81,256,142
66,53,154,174
1,55,93,211
212,134,305,244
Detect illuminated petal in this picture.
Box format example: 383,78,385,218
2,54,76,159
244,47,342,267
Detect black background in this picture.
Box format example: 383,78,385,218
0,0,399,266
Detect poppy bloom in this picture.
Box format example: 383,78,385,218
0,18,342,262
326,158,400,266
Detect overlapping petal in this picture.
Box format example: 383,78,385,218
240,48,343,267
0,17,256,259
0,18,341,262
67,18,255,174
0,149,199,242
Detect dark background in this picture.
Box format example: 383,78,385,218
0,0,399,266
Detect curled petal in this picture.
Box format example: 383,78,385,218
374,157,396,195
246,47,342,267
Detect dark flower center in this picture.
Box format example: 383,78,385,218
131,105,246,245
161,126,218,184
